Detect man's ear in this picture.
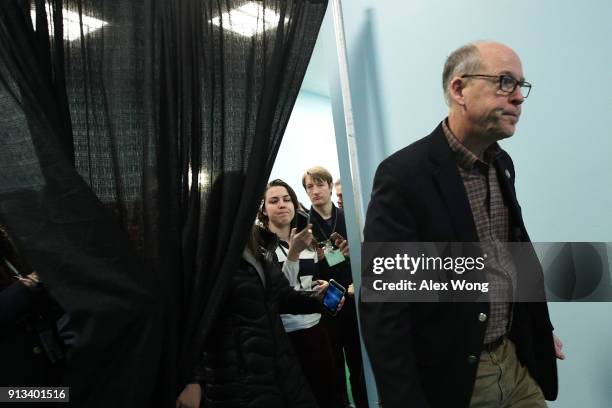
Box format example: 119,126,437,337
449,77,467,106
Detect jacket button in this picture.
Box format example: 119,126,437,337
478,313,487,322
32,346,42,354
467,355,478,364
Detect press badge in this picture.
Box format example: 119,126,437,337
324,242,345,267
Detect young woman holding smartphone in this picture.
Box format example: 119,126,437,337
176,181,344,408
256,179,340,408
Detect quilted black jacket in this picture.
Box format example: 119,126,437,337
196,252,322,408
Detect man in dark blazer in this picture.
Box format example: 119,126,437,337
360,42,564,408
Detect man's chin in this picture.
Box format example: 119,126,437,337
493,124,516,140
505,124,517,137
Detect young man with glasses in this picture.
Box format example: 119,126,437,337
360,42,564,408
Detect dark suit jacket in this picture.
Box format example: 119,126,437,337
359,122,558,408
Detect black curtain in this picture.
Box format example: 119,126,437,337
0,0,327,406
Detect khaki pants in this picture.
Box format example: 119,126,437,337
469,338,547,408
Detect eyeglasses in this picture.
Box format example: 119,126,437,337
461,74,532,98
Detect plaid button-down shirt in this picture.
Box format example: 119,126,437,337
442,120,517,344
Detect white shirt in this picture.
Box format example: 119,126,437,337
276,244,321,332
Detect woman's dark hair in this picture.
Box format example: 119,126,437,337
247,224,274,262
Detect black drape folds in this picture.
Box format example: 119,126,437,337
0,0,327,406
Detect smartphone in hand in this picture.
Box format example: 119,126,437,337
322,279,346,316
295,211,309,233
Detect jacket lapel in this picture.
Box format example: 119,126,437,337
494,159,528,242
494,159,519,210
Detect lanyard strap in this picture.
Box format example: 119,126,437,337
278,241,289,257
308,205,337,242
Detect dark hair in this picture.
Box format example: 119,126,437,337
246,224,275,262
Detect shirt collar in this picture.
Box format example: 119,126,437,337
442,118,502,170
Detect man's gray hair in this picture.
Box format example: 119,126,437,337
442,43,482,106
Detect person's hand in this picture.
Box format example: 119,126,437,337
176,383,201,408
312,280,328,299
347,283,354,297
313,280,345,313
330,232,349,258
287,225,313,261
18,271,40,290
553,334,565,360
315,245,325,261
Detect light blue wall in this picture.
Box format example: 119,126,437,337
270,90,340,206
328,1,612,407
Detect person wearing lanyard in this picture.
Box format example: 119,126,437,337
256,178,339,408
302,166,369,408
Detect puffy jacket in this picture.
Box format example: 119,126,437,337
196,251,323,408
